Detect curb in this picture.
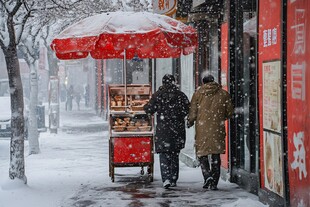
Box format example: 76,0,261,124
61,123,109,134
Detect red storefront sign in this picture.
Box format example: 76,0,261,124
258,0,284,197
287,1,310,206
220,22,229,169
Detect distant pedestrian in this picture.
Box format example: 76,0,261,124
75,92,81,110
60,84,66,102
66,85,74,111
84,84,90,107
187,75,234,190
144,74,189,189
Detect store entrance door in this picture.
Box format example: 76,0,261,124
229,0,259,194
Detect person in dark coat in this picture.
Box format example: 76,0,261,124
84,84,90,107
66,85,74,111
144,74,189,189
187,75,234,190
75,91,81,110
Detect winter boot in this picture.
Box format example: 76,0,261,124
203,177,213,189
210,185,219,191
163,180,171,189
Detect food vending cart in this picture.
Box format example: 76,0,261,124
108,84,154,182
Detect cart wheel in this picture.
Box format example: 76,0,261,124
111,166,115,182
140,167,144,175
147,164,154,182
149,175,153,182
109,165,111,177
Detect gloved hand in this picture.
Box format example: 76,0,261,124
193,155,200,168
187,120,193,128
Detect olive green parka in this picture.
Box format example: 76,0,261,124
188,82,234,157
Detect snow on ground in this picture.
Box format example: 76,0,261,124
0,107,268,207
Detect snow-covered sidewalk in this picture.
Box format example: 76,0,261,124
0,107,267,207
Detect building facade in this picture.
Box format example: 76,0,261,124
94,1,309,206
190,0,310,206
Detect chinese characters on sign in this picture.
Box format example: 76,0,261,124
291,131,307,180
291,9,306,101
263,28,277,47
289,2,308,186
152,0,176,15
291,9,306,54
158,0,170,10
291,61,305,100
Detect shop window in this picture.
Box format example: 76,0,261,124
241,12,257,172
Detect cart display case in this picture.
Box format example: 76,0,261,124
108,84,154,182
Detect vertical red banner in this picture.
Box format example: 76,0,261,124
220,22,229,169
258,0,283,196
287,1,310,206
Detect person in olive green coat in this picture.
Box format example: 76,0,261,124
187,75,234,190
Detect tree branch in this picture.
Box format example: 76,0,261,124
0,38,6,51
0,1,9,13
10,0,23,15
23,0,30,12
15,10,32,45
50,0,84,10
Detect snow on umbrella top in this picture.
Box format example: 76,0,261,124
50,11,197,60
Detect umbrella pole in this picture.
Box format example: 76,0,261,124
124,49,127,111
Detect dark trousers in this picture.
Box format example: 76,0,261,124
198,154,221,187
159,151,180,183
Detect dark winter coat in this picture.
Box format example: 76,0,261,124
188,82,234,157
144,84,190,153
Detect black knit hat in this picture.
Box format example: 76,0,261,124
162,74,175,86
202,75,214,84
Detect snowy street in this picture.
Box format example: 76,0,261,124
0,106,267,207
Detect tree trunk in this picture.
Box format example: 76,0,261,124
47,47,59,76
28,62,40,154
5,47,27,183
47,47,60,133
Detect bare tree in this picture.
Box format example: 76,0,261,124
0,0,31,183
0,0,90,183
18,21,44,155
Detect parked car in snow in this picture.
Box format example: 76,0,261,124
0,96,29,139
0,79,9,96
